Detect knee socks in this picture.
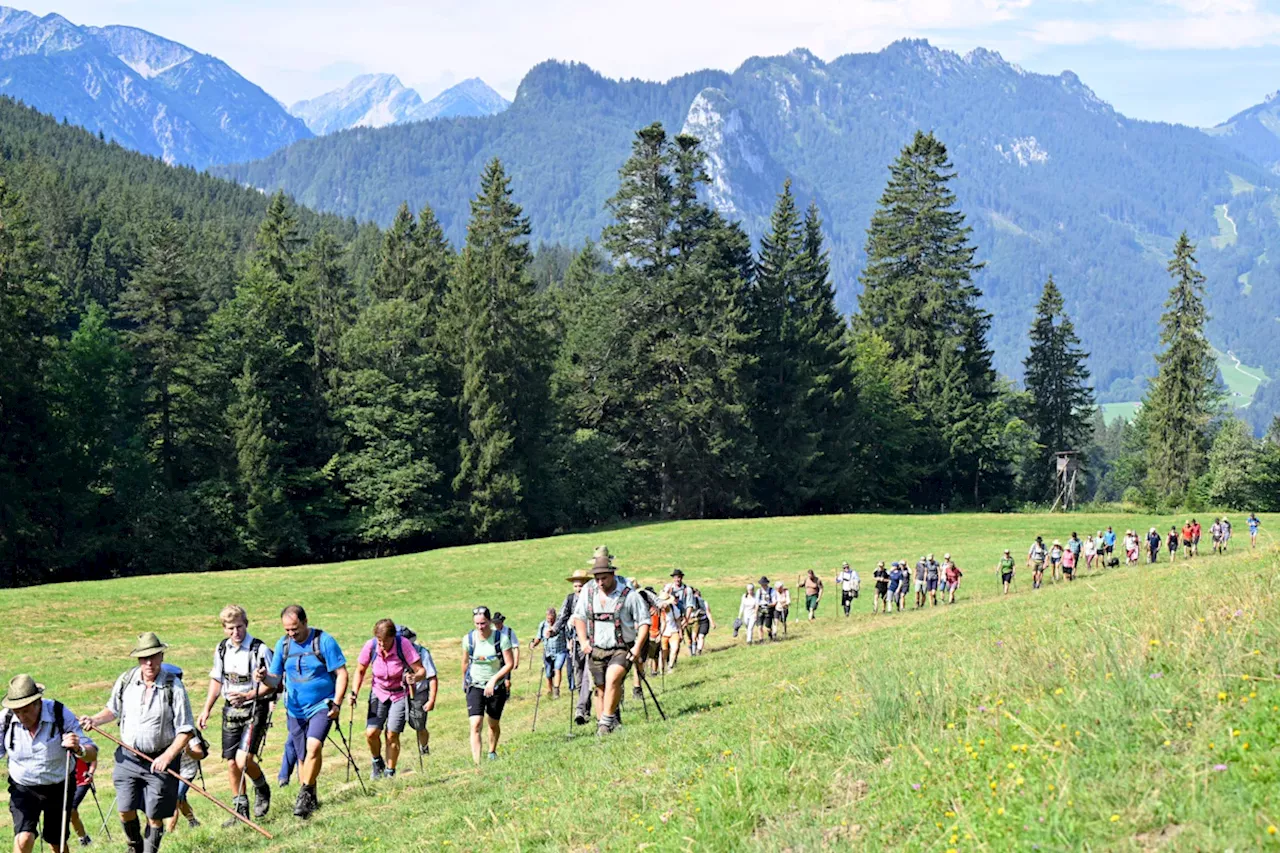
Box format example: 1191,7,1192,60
122,817,143,852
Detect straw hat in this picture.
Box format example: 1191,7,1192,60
130,632,168,658
2,674,44,710
565,568,591,583
588,546,614,566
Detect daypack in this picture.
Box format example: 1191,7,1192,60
114,668,178,732
1,700,64,751
217,637,272,689
584,580,635,646
463,629,507,691
282,628,328,679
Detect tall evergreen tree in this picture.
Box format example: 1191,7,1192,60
300,229,356,398
370,202,418,302
855,131,1000,504
602,123,673,274
411,202,453,306
255,191,304,285
1143,232,1219,500
450,159,553,540
1022,275,1095,496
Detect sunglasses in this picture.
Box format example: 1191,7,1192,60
472,607,488,617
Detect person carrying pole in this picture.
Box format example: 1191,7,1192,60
1,674,98,853
560,568,592,726
257,606,348,820
398,627,438,760
79,633,194,853
572,552,651,736
532,608,568,701
194,604,275,826
349,619,426,780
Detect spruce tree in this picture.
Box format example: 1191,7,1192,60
602,123,673,274
1143,232,1219,499
1022,275,1095,496
369,202,418,302
450,159,552,540
299,229,356,398
411,202,453,306
255,192,304,284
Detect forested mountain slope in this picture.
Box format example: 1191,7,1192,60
219,41,1278,404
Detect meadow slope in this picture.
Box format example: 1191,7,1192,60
1,512,1277,851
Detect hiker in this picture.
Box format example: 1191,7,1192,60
803,569,824,619
571,553,651,736
1181,520,1194,559
1210,518,1223,554
2,674,98,853
942,554,963,603
1028,537,1047,589
461,606,515,763
350,619,427,780
397,627,438,758
872,561,890,613
165,730,209,834
1249,513,1261,548
259,605,348,819
1103,526,1117,561
492,613,520,681
80,633,194,853
560,567,592,725
532,607,568,699
1221,517,1232,552
998,549,1015,594
1083,535,1097,571
1125,530,1140,566
67,752,97,847
1147,527,1162,563
836,562,859,616
924,554,941,605
194,604,274,824
1062,540,1077,580
1048,540,1064,583
887,562,903,612
633,588,662,699
737,583,759,644
913,556,928,608
1167,526,1179,562
692,588,714,654
775,584,791,633
756,577,778,641
1192,518,1202,556
1067,532,1083,570
662,570,695,668
896,558,912,610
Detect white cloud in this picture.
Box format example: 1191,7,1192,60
1032,0,1280,49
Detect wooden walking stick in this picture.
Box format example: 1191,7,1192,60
86,724,273,839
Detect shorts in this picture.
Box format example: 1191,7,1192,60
71,782,91,811
1001,571,1013,584
697,619,710,636
542,651,567,679
777,606,789,623
644,639,661,662
366,694,408,733
805,594,819,612
221,701,270,760
926,578,939,591
1104,544,1114,554
945,580,960,591
112,748,180,821
758,608,774,628
465,684,509,720
407,682,431,731
1182,539,1192,548
875,585,888,598
1031,561,1044,573
1063,564,1074,576
588,646,632,688
8,778,73,846
286,709,334,767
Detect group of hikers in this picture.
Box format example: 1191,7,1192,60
0,514,1267,852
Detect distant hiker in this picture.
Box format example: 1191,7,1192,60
737,583,759,645
1028,537,1047,589
836,562,859,616
998,549,1015,594
925,554,941,605
572,553,651,736
80,632,195,853
896,558,911,610
887,563,904,612
691,587,714,654
1124,530,1140,566
803,570,824,619
1167,526,1179,562
461,606,515,763
165,730,209,834
1181,520,1194,559
1192,518,1202,556
350,619,426,780
756,577,778,641
1103,526,1117,560
1048,540,1064,583
67,753,97,847
775,584,791,633
1221,516,1232,551
561,567,593,726
914,556,928,608
633,589,662,699
492,613,520,681
194,604,274,824
397,627,438,757
662,570,695,667
1147,527,1162,563
1083,535,1097,571
3,674,98,853
872,562,889,613
1067,532,1083,568
1249,513,1261,548
260,605,348,819
1061,543,1076,581
532,608,568,700
942,554,963,603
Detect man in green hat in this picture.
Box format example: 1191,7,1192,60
81,632,195,853
1,674,97,853
572,553,651,736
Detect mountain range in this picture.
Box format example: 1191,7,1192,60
1208,91,1280,175
288,74,509,136
0,5,310,168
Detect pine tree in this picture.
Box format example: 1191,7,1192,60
370,203,418,302
855,131,999,504
602,123,673,274
299,230,356,398
1143,232,1219,500
450,159,552,540
255,192,304,285
411,202,453,306
1022,275,1095,496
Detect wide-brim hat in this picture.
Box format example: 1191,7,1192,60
130,631,169,658
2,674,44,710
493,612,506,623
590,545,613,563
590,554,615,573
565,568,592,583
670,569,684,578
758,576,770,585
943,553,951,560
1003,548,1011,554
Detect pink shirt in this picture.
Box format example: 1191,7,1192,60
358,637,421,702
1062,548,1075,568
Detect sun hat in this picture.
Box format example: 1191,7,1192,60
1003,548,1011,554
588,546,614,566
943,553,951,560
2,674,44,710
670,569,684,578
590,554,615,574
130,632,168,658
493,612,506,623
565,568,592,583
842,562,851,568
758,576,770,585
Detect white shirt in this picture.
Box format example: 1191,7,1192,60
108,668,195,756
209,633,273,700
739,593,759,618
0,700,95,786
837,569,860,591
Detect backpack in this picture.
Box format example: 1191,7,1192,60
584,579,635,646
217,637,272,690
282,628,328,678
2,700,65,751
114,668,177,729
463,629,507,691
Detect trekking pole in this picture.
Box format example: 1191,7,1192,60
325,728,369,797
636,671,650,722
237,690,261,803
60,749,71,853
84,724,272,839
531,665,544,732
634,666,667,722
344,702,352,784
88,783,112,841
407,680,424,774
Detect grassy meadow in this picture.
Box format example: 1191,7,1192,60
2,511,1278,851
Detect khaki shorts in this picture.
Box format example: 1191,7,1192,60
588,647,632,688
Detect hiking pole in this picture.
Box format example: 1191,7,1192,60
344,703,352,783
636,671,650,722
325,730,369,797
88,783,112,841
60,749,71,853
531,665,544,732
85,724,272,839
407,680,424,774
634,665,667,722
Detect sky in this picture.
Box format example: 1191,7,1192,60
18,0,1280,127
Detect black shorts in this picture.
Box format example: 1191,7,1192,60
221,701,270,760
758,609,774,628
1104,544,1114,554
8,778,72,846
1001,571,1013,584
465,684,509,720
697,619,710,636
588,647,632,688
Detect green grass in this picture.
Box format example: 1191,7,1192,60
1101,401,1142,424
3,513,1279,851
1228,173,1257,196
1214,347,1270,407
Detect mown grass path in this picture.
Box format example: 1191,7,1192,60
1,512,1276,851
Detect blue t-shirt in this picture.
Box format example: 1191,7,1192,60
1249,517,1260,533
268,628,347,720
1104,531,1116,547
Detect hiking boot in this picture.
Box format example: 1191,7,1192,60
386,767,396,778
596,721,611,737
293,786,316,819
487,751,498,761
79,837,91,847
187,817,200,829
552,687,560,699
253,783,271,819
371,756,386,780
632,686,643,700
419,744,430,756
223,795,249,827
574,712,588,726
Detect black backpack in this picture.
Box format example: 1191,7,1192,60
2,700,65,751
